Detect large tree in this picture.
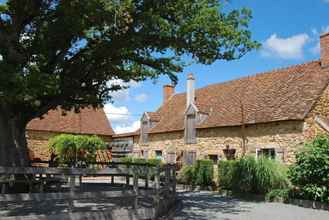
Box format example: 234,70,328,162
0,0,259,166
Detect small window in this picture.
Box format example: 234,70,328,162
208,154,218,163
142,149,149,159
185,114,196,144
257,148,276,159
184,151,196,165
166,152,176,164
155,150,163,160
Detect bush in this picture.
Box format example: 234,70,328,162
231,156,289,194
177,165,195,184
218,160,236,189
177,160,214,188
194,160,214,187
265,189,289,202
121,157,162,167
289,135,329,203
49,134,106,167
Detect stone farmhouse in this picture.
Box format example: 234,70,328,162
27,107,114,161
121,32,329,164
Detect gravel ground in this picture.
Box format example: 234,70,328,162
173,191,329,220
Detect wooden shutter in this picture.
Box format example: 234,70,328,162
185,114,196,144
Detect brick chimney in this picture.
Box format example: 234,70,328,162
163,84,175,103
320,32,329,68
186,73,195,107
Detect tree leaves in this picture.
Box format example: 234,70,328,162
0,0,259,122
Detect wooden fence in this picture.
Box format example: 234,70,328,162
0,163,176,219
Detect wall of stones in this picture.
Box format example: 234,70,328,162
304,84,329,140
135,120,305,164
26,130,112,161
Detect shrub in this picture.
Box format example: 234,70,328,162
177,165,195,185
49,134,106,167
121,157,162,167
231,156,289,194
265,189,289,202
289,135,329,203
218,160,236,189
177,160,214,187
194,160,214,187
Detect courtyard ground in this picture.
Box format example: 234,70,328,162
173,191,329,220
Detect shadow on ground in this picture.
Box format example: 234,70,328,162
173,192,252,220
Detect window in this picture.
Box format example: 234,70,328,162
184,151,196,165
155,150,163,160
208,154,219,163
185,114,196,144
142,149,149,159
256,148,276,159
166,152,176,164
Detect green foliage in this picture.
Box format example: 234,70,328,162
218,160,236,189
0,0,258,123
49,134,106,167
177,165,195,184
230,156,289,194
177,160,214,187
194,160,214,187
121,157,162,167
289,135,329,203
265,189,289,202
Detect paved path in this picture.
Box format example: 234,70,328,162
173,191,329,220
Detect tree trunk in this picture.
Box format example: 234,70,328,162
0,106,29,167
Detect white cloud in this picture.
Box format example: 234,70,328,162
261,33,310,59
103,103,130,123
134,93,148,103
107,79,140,102
311,41,320,55
114,120,140,134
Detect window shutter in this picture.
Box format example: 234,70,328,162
185,114,196,144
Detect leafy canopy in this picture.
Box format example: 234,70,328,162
0,0,259,122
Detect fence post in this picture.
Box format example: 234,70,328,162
133,166,139,209
145,166,149,189
111,176,115,184
68,174,75,211
154,165,161,218
172,165,176,196
165,165,170,194
126,164,130,188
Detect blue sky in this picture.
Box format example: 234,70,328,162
108,0,329,133
1,0,329,133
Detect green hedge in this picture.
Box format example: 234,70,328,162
289,135,329,203
218,160,236,190
49,134,106,167
121,157,162,167
218,156,289,194
177,159,214,188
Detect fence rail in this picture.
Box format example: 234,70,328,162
0,163,176,219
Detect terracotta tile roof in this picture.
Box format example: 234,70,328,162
27,107,114,136
147,112,161,122
147,60,329,134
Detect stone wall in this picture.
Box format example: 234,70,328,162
304,84,329,140
26,130,112,161
135,120,305,164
